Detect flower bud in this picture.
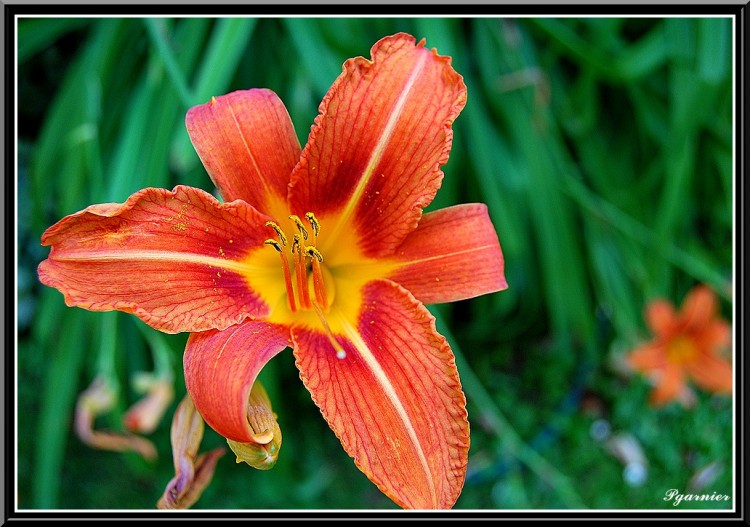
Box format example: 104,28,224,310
123,373,174,435
75,375,157,461
157,395,225,509
227,382,282,470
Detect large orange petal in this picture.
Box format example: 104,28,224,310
685,351,733,394
387,204,507,304
645,300,677,338
680,285,717,333
696,320,732,352
288,33,466,258
184,321,291,442
291,280,469,509
186,89,301,215
38,186,272,333
626,342,666,373
649,363,686,406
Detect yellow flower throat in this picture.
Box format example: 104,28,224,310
666,334,698,364
264,213,345,359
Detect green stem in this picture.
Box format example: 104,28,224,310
96,312,120,391
135,321,175,381
32,312,87,508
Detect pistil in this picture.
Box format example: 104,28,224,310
312,303,346,359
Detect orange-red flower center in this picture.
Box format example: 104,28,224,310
666,334,698,364
264,213,345,359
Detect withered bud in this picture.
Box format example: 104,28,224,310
157,395,225,509
123,373,175,435
75,375,157,461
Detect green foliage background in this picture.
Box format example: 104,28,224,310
16,17,734,510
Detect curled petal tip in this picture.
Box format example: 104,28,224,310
227,426,281,470
226,382,282,470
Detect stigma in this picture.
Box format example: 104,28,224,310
264,213,346,359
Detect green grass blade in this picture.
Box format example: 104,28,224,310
143,18,195,107
697,17,730,84
30,311,89,507
282,18,342,97
17,18,91,64
30,19,126,224
192,18,257,101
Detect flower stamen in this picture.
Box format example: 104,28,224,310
289,215,309,241
306,247,328,310
305,212,320,245
291,234,312,310
264,213,340,357
265,227,296,313
305,246,323,262
263,239,282,253
264,221,287,247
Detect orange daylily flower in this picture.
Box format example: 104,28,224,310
38,33,507,509
627,285,732,406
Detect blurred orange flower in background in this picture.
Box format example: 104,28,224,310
627,285,732,406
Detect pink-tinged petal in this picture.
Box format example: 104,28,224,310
387,204,506,304
649,363,686,406
291,280,469,509
680,285,717,333
626,342,666,373
184,321,291,443
158,447,224,510
123,375,174,435
38,186,272,333
75,375,157,461
645,300,677,338
186,89,301,214
685,351,733,394
288,33,466,258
